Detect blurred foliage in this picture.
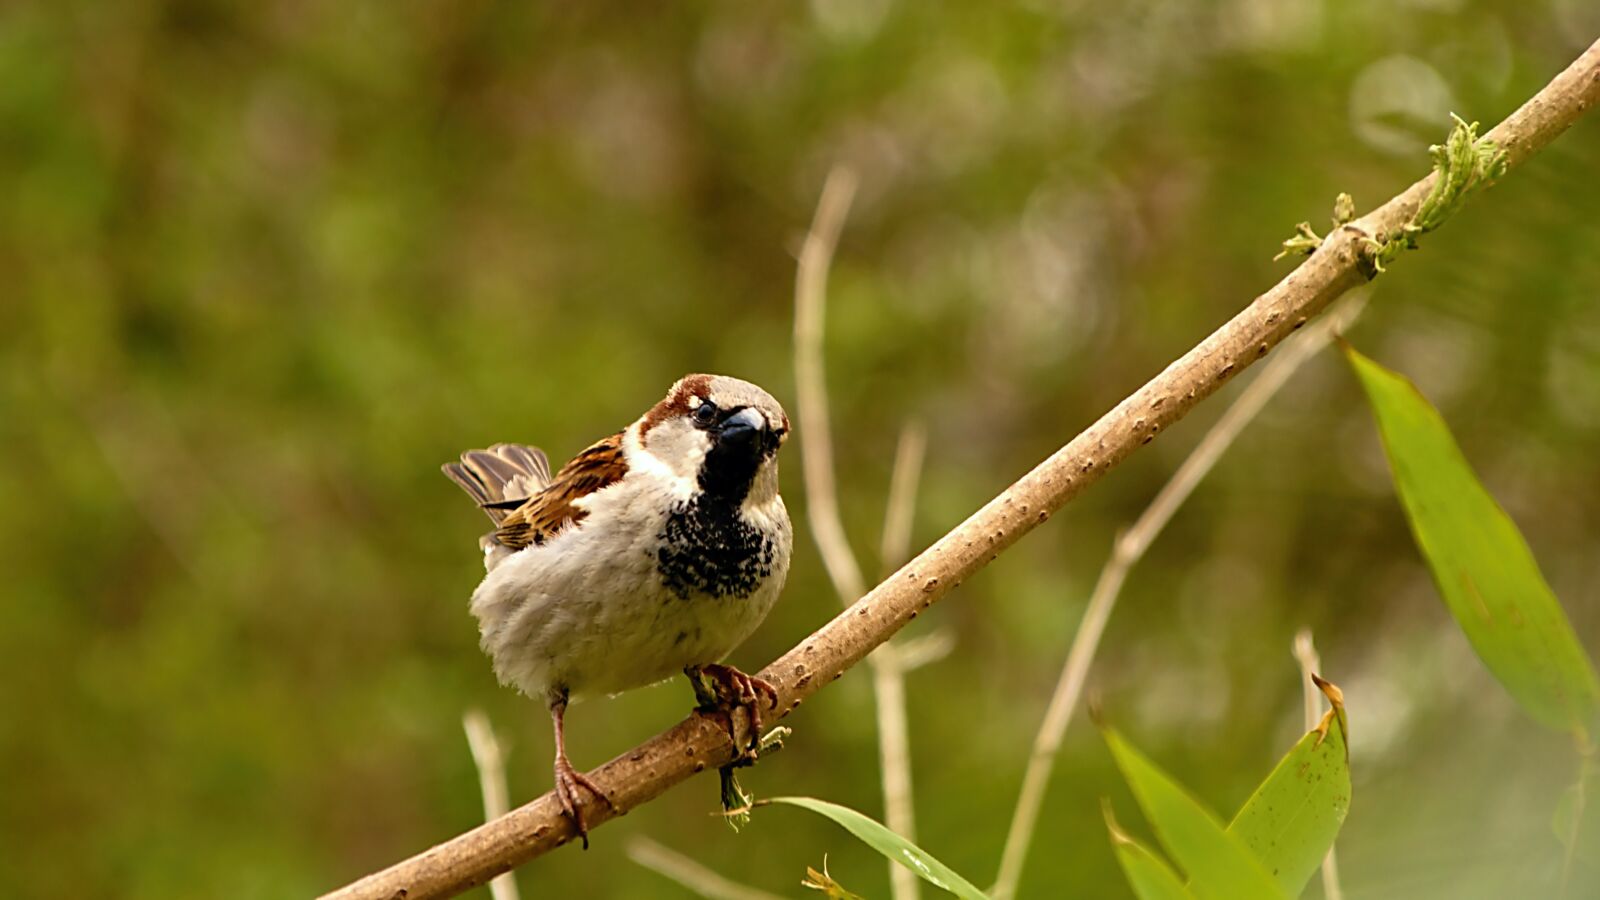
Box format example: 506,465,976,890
2,1,1598,898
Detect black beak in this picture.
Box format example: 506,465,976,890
701,407,776,499
716,407,765,445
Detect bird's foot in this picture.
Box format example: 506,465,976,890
687,663,780,758
553,755,614,849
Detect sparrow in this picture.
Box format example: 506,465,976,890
442,374,793,844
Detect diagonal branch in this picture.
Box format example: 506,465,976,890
321,37,1600,900
990,292,1367,900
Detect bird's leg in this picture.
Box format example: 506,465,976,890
547,690,613,849
684,663,780,758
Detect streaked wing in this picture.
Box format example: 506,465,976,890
493,432,627,551
442,443,553,524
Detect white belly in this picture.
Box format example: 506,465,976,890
467,476,790,701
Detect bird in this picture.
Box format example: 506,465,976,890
442,374,793,844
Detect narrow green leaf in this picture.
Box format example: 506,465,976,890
762,797,989,900
1228,679,1351,896
1345,346,1600,731
1104,729,1285,900
1104,801,1198,900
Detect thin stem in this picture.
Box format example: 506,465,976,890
990,294,1368,899
879,422,928,579
1559,728,1596,899
1293,631,1345,900
794,166,866,605
626,837,787,900
794,166,921,900
869,423,931,900
461,710,520,900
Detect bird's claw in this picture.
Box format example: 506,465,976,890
553,756,614,849
687,663,780,758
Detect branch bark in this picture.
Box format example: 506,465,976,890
321,37,1600,900
990,292,1367,900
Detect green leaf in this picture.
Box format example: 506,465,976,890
1345,346,1600,731
1228,678,1351,896
1104,801,1197,900
1104,729,1285,900
762,797,989,900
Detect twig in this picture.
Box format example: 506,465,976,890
320,39,1600,900
627,837,788,900
1559,730,1597,899
1291,630,1326,735
892,630,956,673
794,166,921,900
461,710,519,900
1293,631,1344,900
794,166,866,606
866,423,931,900
989,293,1368,899
879,423,928,580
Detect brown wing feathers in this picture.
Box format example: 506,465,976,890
441,443,553,525
444,434,628,551
491,433,627,550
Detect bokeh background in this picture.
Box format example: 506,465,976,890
4,2,1599,898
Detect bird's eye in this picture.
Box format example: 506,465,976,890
692,401,717,426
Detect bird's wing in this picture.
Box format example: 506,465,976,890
442,443,553,524
491,432,627,551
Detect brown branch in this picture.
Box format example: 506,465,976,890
990,292,1367,900
321,38,1600,900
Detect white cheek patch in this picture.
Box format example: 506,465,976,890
625,422,701,498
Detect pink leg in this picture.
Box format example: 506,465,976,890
548,691,613,848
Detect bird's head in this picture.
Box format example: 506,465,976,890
636,373,788,505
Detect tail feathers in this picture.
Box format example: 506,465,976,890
442,443,552,524
491,443,551,484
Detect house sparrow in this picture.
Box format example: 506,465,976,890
442,374,792,844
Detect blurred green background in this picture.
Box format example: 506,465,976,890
3,2,1599,898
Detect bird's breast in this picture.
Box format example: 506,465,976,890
654,495,780,601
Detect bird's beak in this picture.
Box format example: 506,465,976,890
717,407,766,445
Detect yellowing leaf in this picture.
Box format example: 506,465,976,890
1228,677,1351,896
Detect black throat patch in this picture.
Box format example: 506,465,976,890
655,431,777,600
655,495,775,600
